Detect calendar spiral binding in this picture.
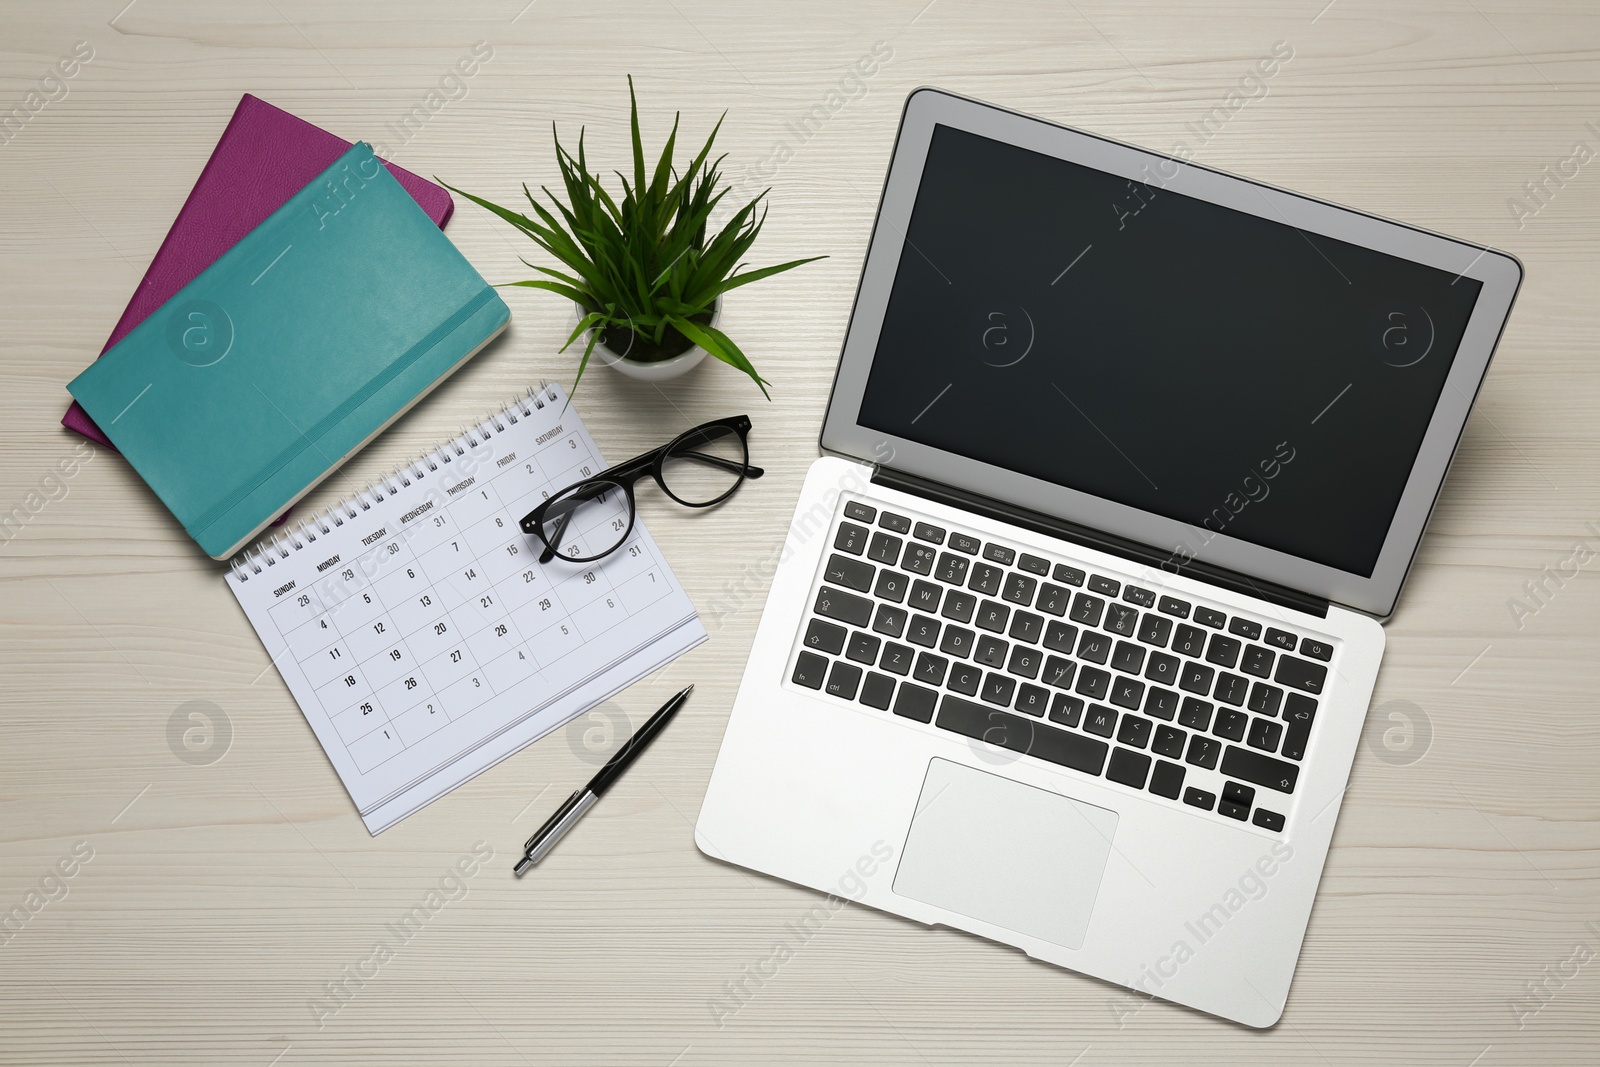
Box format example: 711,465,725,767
229,382,558,581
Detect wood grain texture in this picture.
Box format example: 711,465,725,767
1,0,1597,1063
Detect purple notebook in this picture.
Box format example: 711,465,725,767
62,93,454,447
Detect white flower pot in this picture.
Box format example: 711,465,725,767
572,300,721,383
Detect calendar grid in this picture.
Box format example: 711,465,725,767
228,384,706,832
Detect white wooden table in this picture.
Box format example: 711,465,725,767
1,1,1596,1062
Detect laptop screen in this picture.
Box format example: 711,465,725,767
857,124,1483,578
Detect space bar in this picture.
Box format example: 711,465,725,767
935,695,1109,777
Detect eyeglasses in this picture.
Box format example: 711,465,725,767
519,415,763,564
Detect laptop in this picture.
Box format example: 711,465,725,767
695,87,1521,1027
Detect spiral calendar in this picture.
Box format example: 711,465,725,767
227,383,705,833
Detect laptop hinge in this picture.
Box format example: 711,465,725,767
871,466,1330,619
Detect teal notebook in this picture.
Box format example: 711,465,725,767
69,143,510,559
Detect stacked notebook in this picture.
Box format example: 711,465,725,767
69,143,509,558
64,93,455,448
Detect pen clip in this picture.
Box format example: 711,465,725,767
524,788,585,852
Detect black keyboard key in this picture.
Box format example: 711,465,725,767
948,532,981,555
879,642,914,676
1041,655,1076,689
1214,672,1248,706
1205,634,1241,668
940,590,977,623
1123,585,1156,608
937,695,1108,775
873,569,909,604
1264,627,1297,651
1053,564,1086,586
1229,617,1262,640
1281,693,1316,760
846,631,881,664
1043,620,1079,654
1110,640,1145,675
1240,644,1275,678
1144,687,1179,720
913,521,945,544
824,553,875,593
983,543,1016,566
975,600,1010,633
1084,704,1118,737
903,543,937,576
1110,675,1144,710
1248,717,1283,753
1015,683,1049,717
1247,681,1283,717
1049,693,1084,728
909,579,943,613
825,661,862,699
804,618,847,655
906,614,941,647
1183,786,1216,811
1222,781,1255,807
1178,697,1212,731
1152,724,1186,759
1218,799,1249,821
1019,553,1051,576
1186,734,1221,770
833,522,869,555
939,625,975,659
1194,606,1226,628
867,531,902,565
1253,809,1286,832
1076,666,1110,701
1213,707,1248,741
879,511,911,534
792,650,828,689
1172,624,1206,657
1179,661,1215,695
1088,574,1120,596
860,672,895,710
1069,593,1105,627
947,661,983,696
1144,651,1179,687
1036,583,1071,617
1105,602,1139,637
974,634,1009,669
914,651,948,686
968,562,1003,596
1008,610,1043,644
1275,655,1327,695
893,682,938,723
1137,613,1173,647
981,672,1017,706
1107,748,1151,789
1007,644,1042,680
1158,595,1191,618
844,500,876,523
1150,760,1185,799
1300,637,1333,662
815,586,872,627
873,603,907,639
1116,714,1152,749
934,552,969,586
1220,745,1299,793
1002,572,1038,606
1077,631,1112,665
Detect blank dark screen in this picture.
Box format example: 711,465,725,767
858,125,1482,577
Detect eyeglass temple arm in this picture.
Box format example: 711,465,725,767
668,448,764,479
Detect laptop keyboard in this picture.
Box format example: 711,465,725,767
787,498,1338,834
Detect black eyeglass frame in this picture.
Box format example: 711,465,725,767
519,415,763,564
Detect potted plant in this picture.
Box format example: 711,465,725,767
444,78,822,398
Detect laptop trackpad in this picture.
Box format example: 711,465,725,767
893,759,1118,950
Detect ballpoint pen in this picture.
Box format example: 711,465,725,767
514,684,694,876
